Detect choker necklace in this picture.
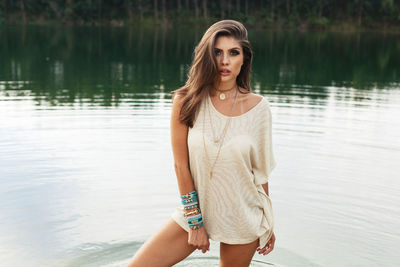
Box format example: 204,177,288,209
215,85,237,100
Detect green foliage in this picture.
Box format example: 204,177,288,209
381,0,395,13
0,0,399,30
308,16,330,28
244,15,258,25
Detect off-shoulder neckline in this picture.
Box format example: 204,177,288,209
207,93,265,119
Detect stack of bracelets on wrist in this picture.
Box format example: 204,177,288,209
181,190,204,230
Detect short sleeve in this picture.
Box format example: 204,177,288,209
251,100,277,185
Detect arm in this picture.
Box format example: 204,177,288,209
170,93,210,253
170,94,195,194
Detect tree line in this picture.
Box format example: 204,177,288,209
1,0,400,28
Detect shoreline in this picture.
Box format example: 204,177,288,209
2,16,400,34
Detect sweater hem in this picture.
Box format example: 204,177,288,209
171,208,270,249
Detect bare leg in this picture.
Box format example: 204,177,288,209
126,218,196,267
219,238,259,267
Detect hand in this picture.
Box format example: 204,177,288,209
257,232,275,255
188,226,210,253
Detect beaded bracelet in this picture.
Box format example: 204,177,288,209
184,208,201,218
181,198,198,205
182,197,198,204
181,190,198,200
181,190,199,209
190,222,204,230
189,217,204,230
185,212,202,220
180,190,204,230
188,217,203,225
184,204,199,210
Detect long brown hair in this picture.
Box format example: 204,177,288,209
171,19,253,128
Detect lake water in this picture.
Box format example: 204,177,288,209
0,25,399,267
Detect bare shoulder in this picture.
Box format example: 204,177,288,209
245,92,264,108
172,92,185,105
171,93,186,113
247,92,263,102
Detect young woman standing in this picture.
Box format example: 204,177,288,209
127,19,277,267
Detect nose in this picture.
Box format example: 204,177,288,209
221,52,229,65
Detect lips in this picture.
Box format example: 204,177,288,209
220,69,231,76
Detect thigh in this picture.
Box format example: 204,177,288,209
219,238,259,267
126,218,196,267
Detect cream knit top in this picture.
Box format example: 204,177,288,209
171,92,277,249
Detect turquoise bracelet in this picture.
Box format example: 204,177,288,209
184,204,199,210
181,190,198,206
188,215,203,227
180,190,204,230
190,222,204,230
181,190,198,200
181,196,198,204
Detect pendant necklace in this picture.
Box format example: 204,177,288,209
215,84,237,100
207,86,238,143
202,88,239,179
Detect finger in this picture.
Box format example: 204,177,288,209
262,247,270,255
262,245,274,255
258,244,269,254
258,247,267,254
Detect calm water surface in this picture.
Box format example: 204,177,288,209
0,25,399,267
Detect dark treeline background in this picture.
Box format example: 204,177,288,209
1,0,400,30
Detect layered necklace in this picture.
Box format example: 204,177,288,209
202,86,239,179
215,84,237,100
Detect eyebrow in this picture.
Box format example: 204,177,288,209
215,47,241,50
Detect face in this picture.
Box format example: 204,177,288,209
214,36,244,85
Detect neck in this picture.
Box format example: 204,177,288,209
214,81,236,91
210,84,238,99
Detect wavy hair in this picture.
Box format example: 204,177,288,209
171,19,253,128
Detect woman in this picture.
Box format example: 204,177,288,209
127,19,277,267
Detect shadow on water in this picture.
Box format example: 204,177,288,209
57,240,322,267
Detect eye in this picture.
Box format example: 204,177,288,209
214,49,222,56
230,50,240,56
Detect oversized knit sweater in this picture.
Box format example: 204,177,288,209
171,92,277,249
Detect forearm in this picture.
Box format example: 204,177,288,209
175,164,204,230
261,182,269,196
174,163,196,195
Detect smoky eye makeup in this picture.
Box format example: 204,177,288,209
214,49,222,55
214,48,241,56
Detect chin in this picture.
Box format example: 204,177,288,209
220,76,236,83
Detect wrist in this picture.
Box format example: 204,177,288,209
181,190,204,230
